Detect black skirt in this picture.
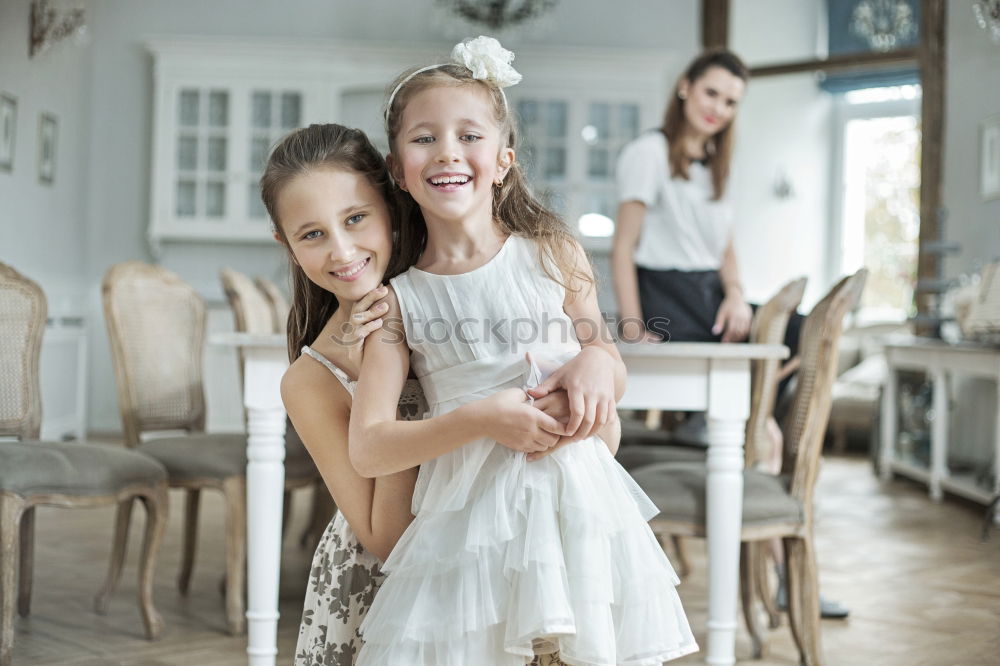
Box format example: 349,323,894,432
636,267,802,357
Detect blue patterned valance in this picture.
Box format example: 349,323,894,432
821,0,920,93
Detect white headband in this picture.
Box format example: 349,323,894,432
384,36,522,126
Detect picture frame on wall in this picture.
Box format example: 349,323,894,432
0,93,15,173
38,112,56,185
982,113,1000,202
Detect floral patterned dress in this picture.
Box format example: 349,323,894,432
292,345,572,666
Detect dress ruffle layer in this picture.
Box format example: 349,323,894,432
357,439,698,666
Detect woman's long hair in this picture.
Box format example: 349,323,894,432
383,65,590,293
261,123,425,361
660,48,748,200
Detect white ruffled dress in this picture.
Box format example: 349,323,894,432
357,235,697,666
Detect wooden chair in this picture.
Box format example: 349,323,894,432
630,269,867,665
102,262,317,635
253,275,291,335
219,268,329,548
616,277,808,472
0,262,168,666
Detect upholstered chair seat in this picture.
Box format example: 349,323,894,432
0,441,166,495
631,462,802,527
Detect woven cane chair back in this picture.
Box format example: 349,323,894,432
254,275,291,335
781,269,868,509
744,277,807,467
0,263,46,440
103,261,206,447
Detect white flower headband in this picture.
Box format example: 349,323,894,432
384,36,522,125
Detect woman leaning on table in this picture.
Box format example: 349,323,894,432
610,48,849,619
611,48,796,348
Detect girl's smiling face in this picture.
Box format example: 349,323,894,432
391,83,513,227
679,65,746,139
277,168,392,307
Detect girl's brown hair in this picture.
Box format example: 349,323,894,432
261,123,425,361
660,48,749,200
383,64,589,293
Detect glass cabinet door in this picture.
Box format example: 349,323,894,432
174,88,230,220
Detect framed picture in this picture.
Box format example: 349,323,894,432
982,113,1000,202
38,112,56,185
0,93,15,173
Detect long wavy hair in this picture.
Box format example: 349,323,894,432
660,48,749,201
261,123,425,361
383,64,589,292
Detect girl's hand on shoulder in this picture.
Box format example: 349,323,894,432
334,284,389,362
713,294,752,343
479,388,564,454
525,346,616,443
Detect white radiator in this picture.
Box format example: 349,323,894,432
39,316,87,441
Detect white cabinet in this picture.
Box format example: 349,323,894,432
512,95,643,243
148,41,335,248
880,337,1000,515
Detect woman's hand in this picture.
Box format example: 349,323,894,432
712,293,753,343
479,388,566,453
524,347,617,442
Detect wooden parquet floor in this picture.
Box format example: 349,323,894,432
6,454,1000,665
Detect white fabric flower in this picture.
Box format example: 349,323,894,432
451,36,522,88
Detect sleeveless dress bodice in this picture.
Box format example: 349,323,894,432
354,236,698,666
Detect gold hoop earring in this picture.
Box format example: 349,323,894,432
494,177,504,187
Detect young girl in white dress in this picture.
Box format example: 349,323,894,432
349,38,698,665
264,123,612,665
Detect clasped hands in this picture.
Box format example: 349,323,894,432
481,346,618,462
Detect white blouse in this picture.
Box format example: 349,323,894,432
616,131,734,271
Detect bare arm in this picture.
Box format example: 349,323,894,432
281,360,414,561
528,240,627,441
349,287,567,478
715,237,752,342
612,201,661,342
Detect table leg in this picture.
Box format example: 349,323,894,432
243,352,288,666
929,369,948,502
880,363,898,481
994,384,1000,525
704,359,750,666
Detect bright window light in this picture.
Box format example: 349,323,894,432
845,84,922,105
578,213,614,237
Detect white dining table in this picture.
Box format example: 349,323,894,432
211,332,787,666
617,341,788,666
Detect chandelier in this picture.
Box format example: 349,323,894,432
850,0,916,52
436,0,559,31
974,0,1000,43
29,0,86,58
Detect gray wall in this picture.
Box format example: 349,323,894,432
0,0,92,311
942,0,1000,279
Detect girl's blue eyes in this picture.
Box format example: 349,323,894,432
412,134,482,144
300,214,365,240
